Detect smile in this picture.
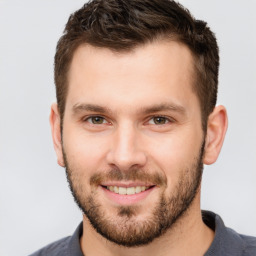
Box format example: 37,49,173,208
100,184,156,205
105,186,150,195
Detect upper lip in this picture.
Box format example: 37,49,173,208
100,181,155,187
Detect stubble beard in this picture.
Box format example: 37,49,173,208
63,141,205,247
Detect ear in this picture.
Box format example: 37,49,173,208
49,103,65,167
203,105,228,165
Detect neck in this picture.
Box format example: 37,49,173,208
80,195,214,256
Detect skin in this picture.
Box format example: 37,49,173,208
50,40,228,256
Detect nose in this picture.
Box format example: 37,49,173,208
106,123,147,171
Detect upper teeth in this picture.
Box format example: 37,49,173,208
107,186,149,195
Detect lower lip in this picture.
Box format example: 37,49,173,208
101,186,155,205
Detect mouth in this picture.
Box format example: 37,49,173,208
103,185,153,195
100,183,156,205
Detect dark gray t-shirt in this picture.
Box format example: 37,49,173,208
29,211,256,256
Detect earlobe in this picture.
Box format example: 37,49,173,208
203,105,228,165
49,103,65,167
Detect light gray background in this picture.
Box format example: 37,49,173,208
0,1,255,255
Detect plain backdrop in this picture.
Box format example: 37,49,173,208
0,0,255,255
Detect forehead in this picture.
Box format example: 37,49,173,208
66,40,198,114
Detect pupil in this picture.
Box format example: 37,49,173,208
92,117,103,124
154,117,166,124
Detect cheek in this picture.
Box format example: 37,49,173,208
63,129,110,175
145,133,198,163
144,131,202,185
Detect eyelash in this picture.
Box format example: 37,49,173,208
148,115,174,125
83,115,174,126
84,116,109,125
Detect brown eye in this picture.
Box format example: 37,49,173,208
87,116,106,124
150,116,168,125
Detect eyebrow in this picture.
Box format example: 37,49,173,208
141,103,186,115
72,102,186,116
72,103,112,114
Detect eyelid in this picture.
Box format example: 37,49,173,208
81,114,175,125
83,115,109,124
147,115,175,125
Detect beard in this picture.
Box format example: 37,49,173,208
63,141,205,247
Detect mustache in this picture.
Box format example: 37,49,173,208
90,168,167,187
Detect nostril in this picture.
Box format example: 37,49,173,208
106,150,147,171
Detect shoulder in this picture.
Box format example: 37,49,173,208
224,227,256,255
203,211,256,256
239,233,256,256
28,222,83,256
28,236,71,256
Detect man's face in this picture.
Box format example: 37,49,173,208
61,41,205,246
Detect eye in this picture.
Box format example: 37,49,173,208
86,116,107,124
148,116,170,125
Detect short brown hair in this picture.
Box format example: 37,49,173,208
54,0,219,131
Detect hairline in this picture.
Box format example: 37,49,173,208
59,36,208,132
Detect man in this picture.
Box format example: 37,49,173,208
30,0,256,255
